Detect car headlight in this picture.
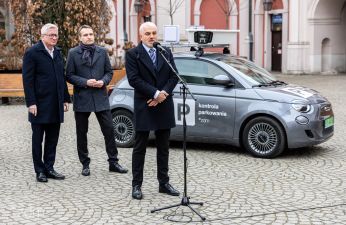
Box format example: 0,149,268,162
291,100,311,113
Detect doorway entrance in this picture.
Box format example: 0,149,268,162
272,31,282,71
271,14,283,71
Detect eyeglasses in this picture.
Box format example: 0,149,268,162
44,34,59,38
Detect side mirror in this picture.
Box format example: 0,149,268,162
206,75,234,87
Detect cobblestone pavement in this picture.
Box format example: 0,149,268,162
0,74,346,225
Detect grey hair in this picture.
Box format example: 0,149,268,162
41,23,58,35
139,22,157,34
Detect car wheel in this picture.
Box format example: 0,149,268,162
242,116,286,158
112,109,135,148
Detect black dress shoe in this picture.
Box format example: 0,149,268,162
159,183,180,196
36,172,48,182
46,170,65,180
81,166,90,176
109,162,128,173
132,185,143,200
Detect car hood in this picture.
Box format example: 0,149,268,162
114,77,132,89
254,84,328,104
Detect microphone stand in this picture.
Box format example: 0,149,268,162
150,48,206,221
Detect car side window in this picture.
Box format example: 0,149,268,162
175,58,226,85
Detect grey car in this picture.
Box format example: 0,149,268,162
109,52,334,158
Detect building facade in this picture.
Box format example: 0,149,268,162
1,0,346,74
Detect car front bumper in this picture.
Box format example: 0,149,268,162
285,103,334,148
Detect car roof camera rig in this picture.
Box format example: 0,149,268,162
193,31,211,57
194,31,213,44
161,30,231,57
194,47,204,57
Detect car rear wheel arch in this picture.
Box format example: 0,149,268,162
240,114,287,158
111,109,135,148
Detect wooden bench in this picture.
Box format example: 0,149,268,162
0,69,126,98
108,69,126,90
0,74,25,97
0,73,73,97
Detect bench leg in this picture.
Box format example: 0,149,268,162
1,97,10,105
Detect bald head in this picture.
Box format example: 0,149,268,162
139,22,158,48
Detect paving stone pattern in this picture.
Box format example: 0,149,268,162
0,74,345,224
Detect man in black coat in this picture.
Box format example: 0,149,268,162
22,23,71,182
66,25,127,176
125,22,179,200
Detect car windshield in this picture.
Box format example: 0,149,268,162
219,56,279,86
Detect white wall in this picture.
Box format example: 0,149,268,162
156,0,187,41
238,0,249,58
107,0,117,44
286,0,311,74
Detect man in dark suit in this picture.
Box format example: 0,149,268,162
22,23,71,182
125,22,179,200
66,25,127,176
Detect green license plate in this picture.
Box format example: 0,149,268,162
324,116,334,129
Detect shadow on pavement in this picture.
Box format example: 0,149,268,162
149,140,328,159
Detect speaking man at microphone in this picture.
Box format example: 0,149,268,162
125,22,179,200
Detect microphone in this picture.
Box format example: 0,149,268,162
153,42,167,53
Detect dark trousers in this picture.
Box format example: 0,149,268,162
31,123,61,173
132,129,170,187
75,110,118,167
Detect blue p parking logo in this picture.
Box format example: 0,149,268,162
174,99,195,126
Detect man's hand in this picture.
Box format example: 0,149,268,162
87,79,104,88
87,79,97,87
63,102,69,112
28,105,37,116
147,99,159,107
161,90,169,97
155,91,167,103
94,80,104,88
148,90,169,106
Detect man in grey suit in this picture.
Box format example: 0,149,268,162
66,25,127,176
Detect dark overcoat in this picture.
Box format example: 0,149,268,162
66,45,113,112
22,40,71,124
125,43,178,131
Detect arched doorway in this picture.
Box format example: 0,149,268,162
200,0,230,29
138,1,152,40
193,0,238,53
194,0,238,29
309,0,346,73
321,38,331,72
130,0,156,44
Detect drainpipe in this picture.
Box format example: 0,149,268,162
248,0,253,61
123,0,128,42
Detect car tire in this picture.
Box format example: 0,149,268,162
242,116,286,158
112,109,135,148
